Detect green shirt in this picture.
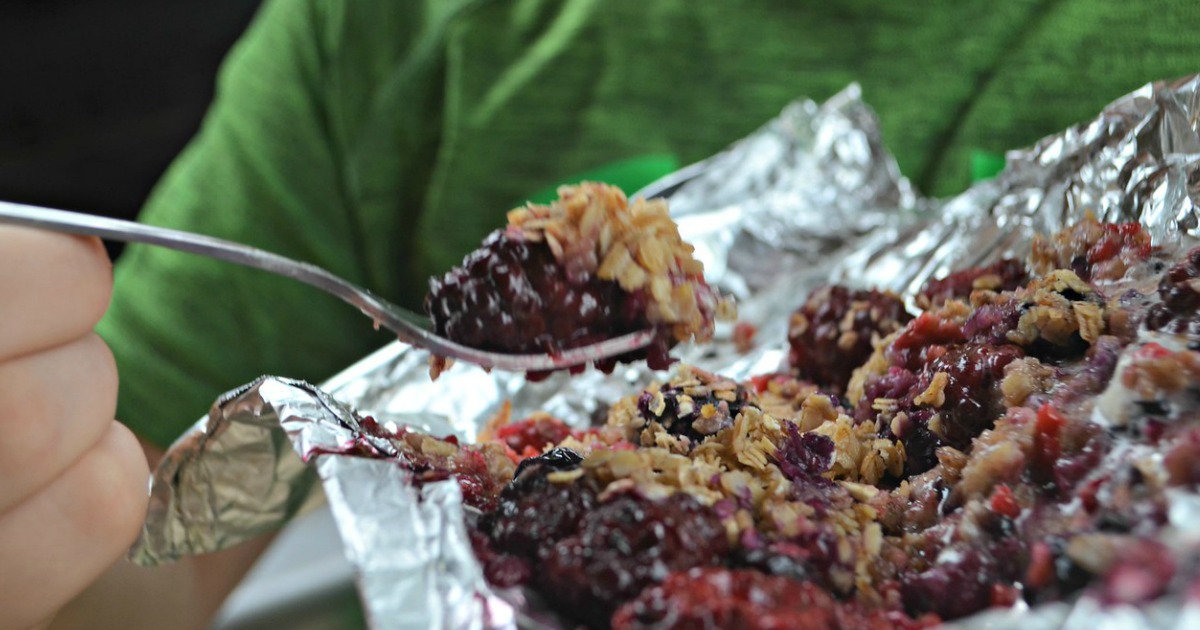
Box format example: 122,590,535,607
99,0,1200,446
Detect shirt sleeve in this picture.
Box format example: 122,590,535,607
97,0,428,446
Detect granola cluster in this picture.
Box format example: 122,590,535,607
507,182,735,343
1030,215,1153,282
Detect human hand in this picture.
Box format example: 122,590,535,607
0,228,149,630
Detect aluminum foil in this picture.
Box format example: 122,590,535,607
134,76,1200,628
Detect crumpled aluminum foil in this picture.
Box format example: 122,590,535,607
134,76,1200,629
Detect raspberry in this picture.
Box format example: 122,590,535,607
1031,404,1067,489
787,286,911,393
989,484,1021,519
495,415,573,457
1086,223,1153,267
426,230,673,374
1031,219,1153,282
536,491,728,626
886,312,965,371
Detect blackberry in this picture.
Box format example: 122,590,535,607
536,491,728,627
1145,245,1200,338
426,183,730,376
859,333,1021,473
787,286,912,393
734,528,847,588
635,374,751,441
468,528,531,588
426,230,671,373
486,448,595,558
924,342,1024,447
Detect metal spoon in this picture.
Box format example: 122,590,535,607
0,199,655,372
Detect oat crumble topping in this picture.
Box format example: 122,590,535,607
508,182,735,343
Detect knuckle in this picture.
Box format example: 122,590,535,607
74,237,114,328
82,424,150,544
0,336,121,499
0,365,58,478
83,334,120,418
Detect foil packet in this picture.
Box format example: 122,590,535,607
133,76,1200,628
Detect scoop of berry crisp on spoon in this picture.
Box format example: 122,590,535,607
425,182,735,379
0,185,730,377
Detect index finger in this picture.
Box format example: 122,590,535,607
0,226,112,360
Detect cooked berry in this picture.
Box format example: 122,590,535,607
1145,246,1200,338
901,541,1023,619
449,447,513,511
773,420,835,482
924,342,1024,447
860,340,1022,473
496,415,573,458
469,528,531,588
1164,426,1200,487
1097,540,1176,605
426,229,670,372
367,426,515,512
896,412,943,475
735,527,849,588
962,299,1022,345
787,286,911,393
1030,218,1153,282
733,544,819,582
486,450,594,558
886,312,965,371
919,258,1029,306
536,491,728,627
612,567,938,630
635,374,751,441
1050,429,1109,496
1053,335,1123,409
854,366,919,424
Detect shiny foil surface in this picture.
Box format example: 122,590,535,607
135,76,1200,628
